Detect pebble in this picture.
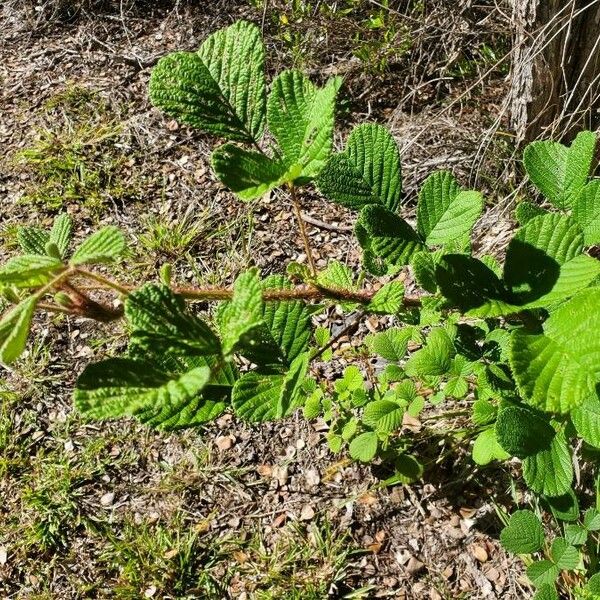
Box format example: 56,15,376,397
100,492,115,507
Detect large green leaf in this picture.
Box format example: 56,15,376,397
510,288,600,413
149,21,266,143
472,428,510,465
49,213,73,259
523,130,596,209
503,214,583,304
572,180,600,246
356,204,424,270
349,431,378,462
435,254,511,315
0,294,40,364
405,328,454,377
218,268,264,356
362,399,405,433
522,429,573,497
125,284,221,357
17,227,49,255
500,509,544,554
416,171,483,247
212,143,290,201
261,275,312,364
70,226,126,266
495,406,555,458
316,123,402,212
231,352,309,422
366,327,413,362
74,359,217,429
0,255,64,288
571,395,600,448
267,70,341,181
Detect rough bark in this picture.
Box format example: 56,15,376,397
510,0,600,143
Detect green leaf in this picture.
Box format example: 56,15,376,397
405,328,454,377
586,573,600,596
550,538,579,570
125,284,221,357
70,226,125,265
503,213,584,303
74,359,215,429
261,275,313,364
316,123,402,212
416,171,483,247
366,281,405,314
510,288,600,413
527,560,559,588
316,260,355,290
584,508,600,531
366,327,413,362
472,428,510,465
211,143,290,201
544,490,579,522
277,352,309,418
335,365,364,393
218,268,263,356
571,395,600,448
388,454,423,484
348,431,378,462
532,584,559,600
267,70,341,181
149,21,266,143
515,201,548,226
17,227,49,255
564,523,588,546
435,254,511,315
362,399,404,433
49,213,73,259
0,255,63,288
356,204,425,270
472,398,497,426
495,406,555,458
522,429,573,497
0,294,40,364
500,509,544,554
231,352,309,422
573,180,600,245
523,130,596,209
411,250,438,293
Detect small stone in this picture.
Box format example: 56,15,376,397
100,492,115,507
215,435,235,450
144,585,157,597
64,440,74,452
406,556,425,577
257,464,272,478
299,504,315,521
0,546,7,565
470,544,489,563
295,438,306,450
305,468,320,487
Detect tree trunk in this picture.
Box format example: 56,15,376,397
510,0,600,144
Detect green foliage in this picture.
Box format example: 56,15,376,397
416,171,483,247
317,123,402,211
500,510,544,554
524,130,596,210
74,360,214,429
510,289,600,413
267,70,341,182
149,21,266,143
70,226,126,266
3,21,600,598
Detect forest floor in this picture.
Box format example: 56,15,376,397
0,1,530,598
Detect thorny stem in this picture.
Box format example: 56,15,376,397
74,268,131,295
289,184,317,276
